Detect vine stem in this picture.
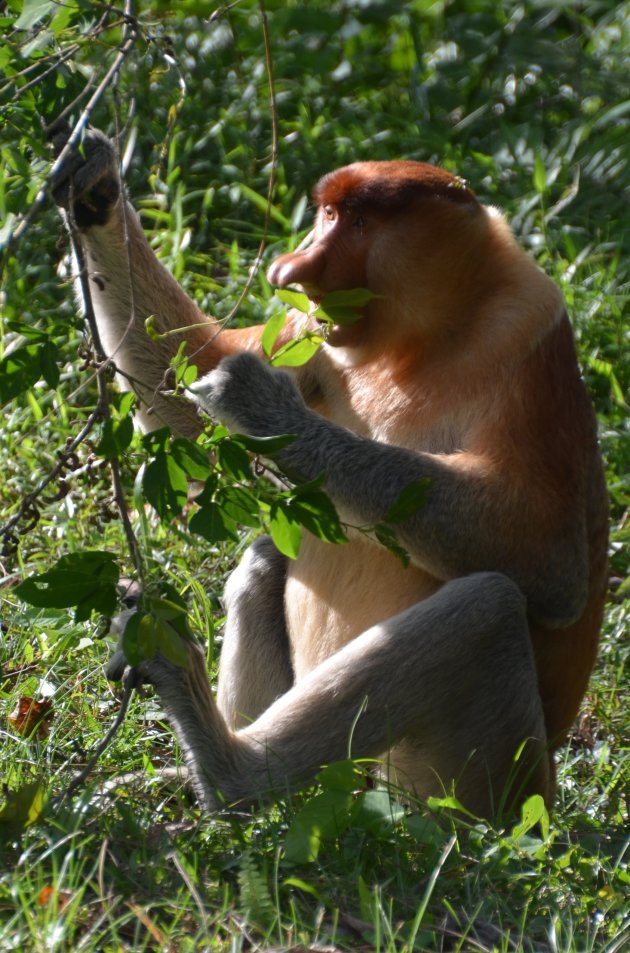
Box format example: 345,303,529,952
55,1,145,804
54,677,135,806
223,0,279,325
7,11,138,251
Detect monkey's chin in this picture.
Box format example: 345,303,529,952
324,320,366,349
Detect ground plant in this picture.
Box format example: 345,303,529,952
0,1,628,950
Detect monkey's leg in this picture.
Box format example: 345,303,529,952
217,536,292,728
140,571,548,815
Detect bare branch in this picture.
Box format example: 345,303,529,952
6,16,139,251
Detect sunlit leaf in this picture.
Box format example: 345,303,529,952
0,781,45,840
262,310,287,357
270,333,325,368
275,289,311,313
270,501,302,559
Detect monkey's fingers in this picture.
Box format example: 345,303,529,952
47,125,121,225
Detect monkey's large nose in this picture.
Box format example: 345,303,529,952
267,242,326,290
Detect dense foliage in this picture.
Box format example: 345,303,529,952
0,1,628,950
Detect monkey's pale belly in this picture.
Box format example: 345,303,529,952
284,533,441,680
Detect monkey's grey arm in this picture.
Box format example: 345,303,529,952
192,353,588,628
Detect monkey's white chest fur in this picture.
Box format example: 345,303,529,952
285,532,440,679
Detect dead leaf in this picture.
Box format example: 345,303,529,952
38,886,71,911
9,696,53,738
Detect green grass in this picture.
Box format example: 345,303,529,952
1,1,629,950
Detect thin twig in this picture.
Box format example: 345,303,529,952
7,16,138,251
0,407,101,543
156,0,281,386
56,678,135,805
223,0,279,324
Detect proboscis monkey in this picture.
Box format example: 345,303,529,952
52,127,608,817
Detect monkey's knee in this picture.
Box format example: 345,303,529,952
411,572,548,813
223,535,287,614
452,570,526,618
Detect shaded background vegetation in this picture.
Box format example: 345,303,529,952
0,1,628,950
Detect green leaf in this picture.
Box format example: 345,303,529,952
95,415,134,459
120,584,197,668
352,789,405,833
153,618,190,667
275,289,311,313
512,794,549,841
426,794,476,818
142,452,188,519
270,333,325,368
287,491,347,545
50,1,74,34
0,344,41,402
314,288,382,327
171,438,213,481
15,0,55,31
238,183,291,228
233,432,296,455
216,440,252,481
217,485,261,528
15,552,119,622
405,814,450,847
314,305,363,326
533,154,547,194
316,759,359,792
0,782,45,841
374,524,410,567
586,356,626,405
384,479,430,523
171,341,198,387
142,427,171,453
270,501,302,559
122,613,154,667
39,341,60,388
262,310,287,357
320,288,380,309
284,789,354,863
189,501,238,543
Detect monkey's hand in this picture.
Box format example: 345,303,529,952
190,353,308,439
48,123,121,227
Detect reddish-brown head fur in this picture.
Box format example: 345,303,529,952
313,161,479,212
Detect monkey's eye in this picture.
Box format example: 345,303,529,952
323,205,336,222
